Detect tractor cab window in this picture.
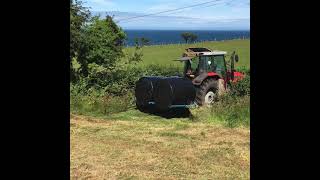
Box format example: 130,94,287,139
190,57,199,72
214,55,226,77
207,56,216,71
199,56,218,72
184,60,191,75
198,56,209,73
184,57,198,76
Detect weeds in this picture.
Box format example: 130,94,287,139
70,87,135,116
210,95,250,128
207,71,250,128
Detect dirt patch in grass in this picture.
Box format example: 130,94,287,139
71,114,250,179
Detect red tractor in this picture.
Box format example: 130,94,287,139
177,47,244,105
135,47,244,112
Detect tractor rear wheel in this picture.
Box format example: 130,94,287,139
195,78,218,106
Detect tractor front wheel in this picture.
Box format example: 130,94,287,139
195,78,218,106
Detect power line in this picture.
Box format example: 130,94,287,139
116,0,224,23
159,1,227,16
116,0,239,24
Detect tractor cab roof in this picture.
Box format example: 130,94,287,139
175,47,227,61
186,47,211,52
199,51,227,56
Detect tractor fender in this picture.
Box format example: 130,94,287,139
207,72,220,77
192,72,221,86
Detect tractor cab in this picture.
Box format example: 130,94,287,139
182,51,227,79
177,47,231,85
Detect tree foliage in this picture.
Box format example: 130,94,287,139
70,0,127,80
190,34,198,42
70,0,90,59
79,16,126,76
140,37,150,46
181,32,198,43
70,0,91,80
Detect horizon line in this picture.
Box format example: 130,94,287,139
122,29,250,31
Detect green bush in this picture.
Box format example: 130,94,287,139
236,66,250,75
143,64,181,77
76,64,181,96
210,95,250,128
229,74,250,97
70,85,135,116
207,74,250,128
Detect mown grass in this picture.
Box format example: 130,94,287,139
71,114,250,179
124,39,250,68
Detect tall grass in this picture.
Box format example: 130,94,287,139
210,95,250,128
209,71,250,128
70,90,135,116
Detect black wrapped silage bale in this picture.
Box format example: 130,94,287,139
154,77,196,111
135,76,163,111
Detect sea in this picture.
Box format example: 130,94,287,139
124,30,250,46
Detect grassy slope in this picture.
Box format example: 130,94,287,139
124,39,250,68
71,114,250,179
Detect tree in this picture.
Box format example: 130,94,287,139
133,37,150,47
190,34,198,43
70,0,126,80
181,32,197,43
125,38,147,64
70,0,90,58
181,32,191,43
140,37,150,46
70,0,90,81
78,16,126,77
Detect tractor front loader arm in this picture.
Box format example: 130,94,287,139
192,72,221,86
192,73,208,85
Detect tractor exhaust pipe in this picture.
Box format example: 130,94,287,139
230,51,239,81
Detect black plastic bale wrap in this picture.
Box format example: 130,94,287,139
135,76,164,108
154,77,196,111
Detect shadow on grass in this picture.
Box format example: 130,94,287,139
138,106,191,119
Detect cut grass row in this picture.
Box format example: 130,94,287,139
71,114,250,179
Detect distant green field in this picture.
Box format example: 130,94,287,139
124,39,250,68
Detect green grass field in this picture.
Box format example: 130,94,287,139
71,39,250,179
124,39,250,68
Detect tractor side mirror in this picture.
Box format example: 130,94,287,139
235,54,239,62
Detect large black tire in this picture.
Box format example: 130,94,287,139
195,78,218,106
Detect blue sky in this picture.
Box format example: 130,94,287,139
82,0,250,30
